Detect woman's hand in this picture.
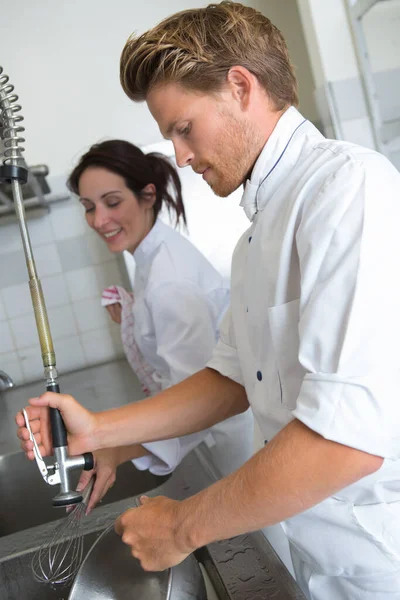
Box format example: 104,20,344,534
77,443,153,513
106,303,122,324
15,392,98,460
76,447,121,514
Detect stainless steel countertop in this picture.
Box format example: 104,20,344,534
0,359,306,599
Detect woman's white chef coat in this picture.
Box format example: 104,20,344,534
207,106,400,599
129,218,254,478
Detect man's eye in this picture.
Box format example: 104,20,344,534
180,124,191,136
108,202,120,208
84,206,94,213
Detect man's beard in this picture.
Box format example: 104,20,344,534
207,114,262,198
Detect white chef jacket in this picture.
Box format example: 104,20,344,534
207,106,400,598
130,219,254,477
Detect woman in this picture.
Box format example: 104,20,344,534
67,139,254,511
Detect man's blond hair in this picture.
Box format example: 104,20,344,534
120,1,298,110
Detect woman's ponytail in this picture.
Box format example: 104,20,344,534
147,153,187,227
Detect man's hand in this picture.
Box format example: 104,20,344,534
115,495,194,571
16,392,97,460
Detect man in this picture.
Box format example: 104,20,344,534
17,3,400,598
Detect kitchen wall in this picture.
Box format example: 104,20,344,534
1,1,206,177
251,0,319,125
0,0,318,176
0,1,317,384
0,198,129,385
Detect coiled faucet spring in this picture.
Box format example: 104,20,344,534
0,66,25,167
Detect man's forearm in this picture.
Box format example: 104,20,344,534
95,368,248,451
177,419,383,550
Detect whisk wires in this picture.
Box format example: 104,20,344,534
31,478,94,587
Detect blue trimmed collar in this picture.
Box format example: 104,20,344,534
240,106,307,221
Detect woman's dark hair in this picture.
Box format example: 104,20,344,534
68,139,186,227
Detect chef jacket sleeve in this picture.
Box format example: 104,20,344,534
292,154,400,459
132,431,216,476
206,305,245,386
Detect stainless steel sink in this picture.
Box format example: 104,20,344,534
0,529,222,600
0,529,103,600
0,451,168,537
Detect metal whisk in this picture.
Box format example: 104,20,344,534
31,477,94,587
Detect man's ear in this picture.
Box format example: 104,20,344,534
226,65,255,109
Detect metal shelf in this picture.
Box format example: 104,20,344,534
348,0,389,20
0,191,70,217
0,161,70,218
345,0,400,157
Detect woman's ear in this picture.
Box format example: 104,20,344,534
140,183,157,207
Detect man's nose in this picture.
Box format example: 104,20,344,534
173,140,194,168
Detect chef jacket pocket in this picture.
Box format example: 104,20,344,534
352,501,400,572
268,298,305,410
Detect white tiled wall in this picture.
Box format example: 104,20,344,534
0,191,127,385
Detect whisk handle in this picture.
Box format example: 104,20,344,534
47,382,68,448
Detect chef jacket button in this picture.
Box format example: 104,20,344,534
257,370,262,381
248,236,252,243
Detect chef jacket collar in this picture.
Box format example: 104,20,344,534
240,106,307,221
133,218,172,267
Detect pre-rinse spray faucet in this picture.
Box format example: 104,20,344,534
0,66,93,506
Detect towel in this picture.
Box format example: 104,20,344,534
101,285,162,397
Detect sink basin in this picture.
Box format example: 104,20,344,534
0,529,103,600
0,528,222,600
0,451,168,537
